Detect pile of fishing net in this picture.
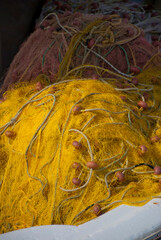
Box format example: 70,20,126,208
1,62,161,233
41,0,161,42
1,13,159,93
41,0,158,20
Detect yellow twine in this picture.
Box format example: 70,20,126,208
0,68,161,233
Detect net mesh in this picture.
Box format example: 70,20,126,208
1,13,158,93
1,64,161,233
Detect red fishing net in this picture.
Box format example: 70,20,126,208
1,13,159,93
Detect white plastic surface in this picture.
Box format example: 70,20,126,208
1,198,161,240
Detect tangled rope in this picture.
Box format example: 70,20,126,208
1,65,161,232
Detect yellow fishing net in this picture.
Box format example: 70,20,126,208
1,67,161,233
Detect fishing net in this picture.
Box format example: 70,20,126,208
1,63,161,233
41,0,161,42
1,13,159,93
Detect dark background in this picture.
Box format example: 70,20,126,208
0,0,45,84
